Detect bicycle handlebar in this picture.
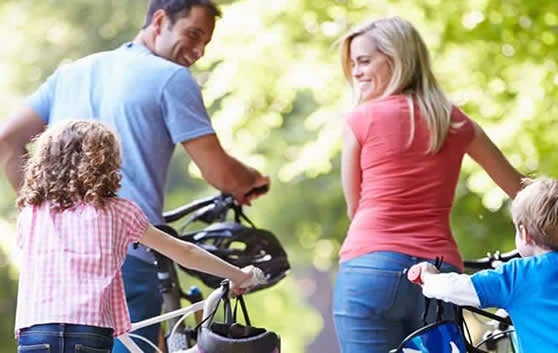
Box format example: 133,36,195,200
463,249,520,270
162,185,269,224
408,250,520,284
163,195,219,223
245,184,269,198
407,265,423,285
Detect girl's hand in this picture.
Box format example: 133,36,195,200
230,265,266,296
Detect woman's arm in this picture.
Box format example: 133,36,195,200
466,121,524,199
341,122,362,220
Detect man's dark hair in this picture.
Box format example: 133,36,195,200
142,0,221,29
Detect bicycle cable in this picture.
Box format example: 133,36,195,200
126,333,164,353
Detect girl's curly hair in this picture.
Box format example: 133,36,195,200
17,120,122,211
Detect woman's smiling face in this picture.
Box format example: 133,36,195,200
349,34,393,102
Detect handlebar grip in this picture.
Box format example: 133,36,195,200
407,265,423,285
245,184,269,197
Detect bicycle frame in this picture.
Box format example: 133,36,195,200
133,190,277,352
150,193,260,351
402,252,521,352
458,306,517,353
460,251,520,353
117,286,225,353
151,194,235,351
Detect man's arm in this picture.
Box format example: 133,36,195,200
0,106,46,191
182,134,269,203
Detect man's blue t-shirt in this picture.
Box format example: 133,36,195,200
471,251,558,352
27,42,215,261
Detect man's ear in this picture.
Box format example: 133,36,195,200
151,9,167,35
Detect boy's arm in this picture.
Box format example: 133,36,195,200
410,262,481,307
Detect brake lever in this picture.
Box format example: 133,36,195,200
194,196,234,224
185,204,218,224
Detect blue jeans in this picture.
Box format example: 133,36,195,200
112,256,162,353
17,323,113,353
333,251,460,353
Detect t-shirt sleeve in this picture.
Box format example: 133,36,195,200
161,68,215,144
15,209,28,250
346,108,368,144
119,199,150,243
470,259,519,309
26,71,59,124
450,106,475,145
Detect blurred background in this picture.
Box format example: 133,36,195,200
0,0,557,351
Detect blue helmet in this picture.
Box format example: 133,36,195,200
391,320,467,353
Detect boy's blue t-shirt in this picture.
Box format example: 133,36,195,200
471,251,558,352
26,42,215,261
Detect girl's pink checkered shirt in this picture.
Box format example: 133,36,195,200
15,197,148,337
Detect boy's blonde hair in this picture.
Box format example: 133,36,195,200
17,120,122,211
511,177,558,249
339,16,453,153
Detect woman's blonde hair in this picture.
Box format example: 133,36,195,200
339,17,453,153
17,120,122,211
511,177,558,250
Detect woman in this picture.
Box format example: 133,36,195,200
333,17,523,353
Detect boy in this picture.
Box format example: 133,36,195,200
409,177,558,352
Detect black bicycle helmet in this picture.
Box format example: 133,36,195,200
179,221,290,291
197,322,280,353
196,282,281,353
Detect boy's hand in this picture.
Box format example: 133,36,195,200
407,262,440,285
230,265,266,296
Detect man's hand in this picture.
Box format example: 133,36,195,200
234,176,270,206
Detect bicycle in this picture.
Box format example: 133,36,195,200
117,190,289,353
392,250,520,353
460,250,520,353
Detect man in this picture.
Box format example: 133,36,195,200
0,0,269,352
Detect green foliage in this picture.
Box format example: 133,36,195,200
0,0,557,352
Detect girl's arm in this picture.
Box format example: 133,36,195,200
139,224,262,290
411,262,481,307
341,122,362,220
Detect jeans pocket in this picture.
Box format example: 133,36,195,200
337,266,403,317
74,345,110,353
17,344,50,353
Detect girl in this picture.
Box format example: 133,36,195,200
15,120,263,353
